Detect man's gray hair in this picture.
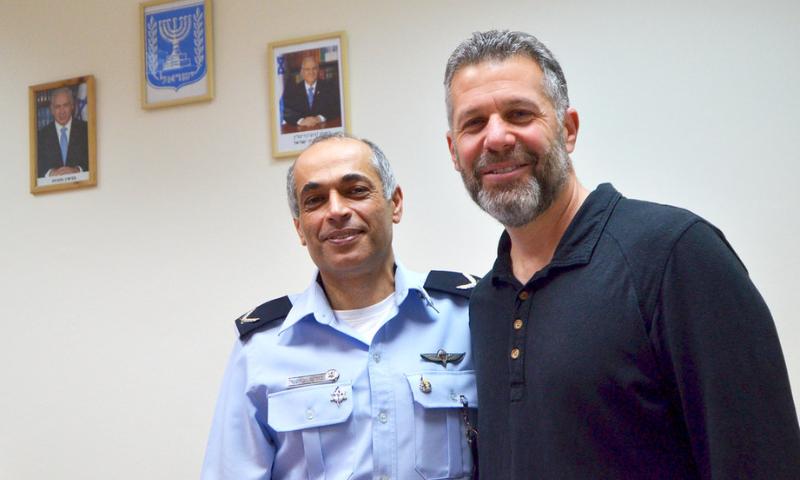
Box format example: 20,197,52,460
286,132,397,219
50,87,75,106
444,30,570,129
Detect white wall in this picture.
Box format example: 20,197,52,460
1,0,798,478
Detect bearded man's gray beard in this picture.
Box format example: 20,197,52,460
457,134,571,228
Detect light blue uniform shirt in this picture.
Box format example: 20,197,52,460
201,262,477,480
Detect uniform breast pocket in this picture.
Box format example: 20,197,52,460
267,382,355,480
405,371,478,480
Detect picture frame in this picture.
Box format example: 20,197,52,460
140,0,214,109
268,31,350,158
29,75,97,194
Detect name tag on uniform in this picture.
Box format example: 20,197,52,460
287,369,340,388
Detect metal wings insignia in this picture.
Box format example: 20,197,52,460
420,349,465,367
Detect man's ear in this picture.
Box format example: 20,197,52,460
563,107,580,154
446,131,461,172
293,218,307,246
390,185,404,224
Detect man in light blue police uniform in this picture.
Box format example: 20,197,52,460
201,133,478,480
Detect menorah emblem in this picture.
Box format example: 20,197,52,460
144,5,207,91
159,15,192,71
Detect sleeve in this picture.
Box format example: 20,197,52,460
280,84,304,126
200,340,275,480
317,80,341,121
654,221,800,479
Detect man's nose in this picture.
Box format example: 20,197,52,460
326,191,352,222
483,115,515,152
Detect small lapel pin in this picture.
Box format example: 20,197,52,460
330,386,347,406
419,374,432,394
421,349,465,367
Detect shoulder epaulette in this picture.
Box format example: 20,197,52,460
235,295,293,339
424,270,481,300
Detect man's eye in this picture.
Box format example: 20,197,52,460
462,118,485,130
303,196,323,206
509,110,533,121
348,186,370,196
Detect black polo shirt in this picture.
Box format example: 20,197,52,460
470,183,800,479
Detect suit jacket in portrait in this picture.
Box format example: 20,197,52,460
37,119,89,178
281,78,341,126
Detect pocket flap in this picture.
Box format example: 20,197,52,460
267,382,353,432
405,370,478,409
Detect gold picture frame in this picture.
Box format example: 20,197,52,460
268,31,350,158
140,0,214,109
29,75,98,194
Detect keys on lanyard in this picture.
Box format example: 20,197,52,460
460,395,479,480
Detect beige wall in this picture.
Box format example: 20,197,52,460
1,0,799,478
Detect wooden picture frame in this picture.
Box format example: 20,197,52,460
140,0,214,109
268,31,350,158
29,75,97,194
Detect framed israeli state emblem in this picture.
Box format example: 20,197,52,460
139,0,214,109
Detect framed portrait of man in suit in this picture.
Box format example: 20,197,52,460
268,31,350,158
29,75,97,194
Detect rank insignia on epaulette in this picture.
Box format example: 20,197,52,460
456,273,477,290
421,349,465,367
238,308,259,324
424,270,480,300
235,296,293,339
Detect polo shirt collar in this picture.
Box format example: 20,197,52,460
491,183,622,285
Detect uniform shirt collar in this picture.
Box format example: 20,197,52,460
492,183,622,286
279,259,426,334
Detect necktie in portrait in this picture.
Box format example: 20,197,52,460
59,126,68,165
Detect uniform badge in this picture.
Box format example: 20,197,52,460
287,369,340,388
330,386,347,406
419,374,432,394
420,349,465,367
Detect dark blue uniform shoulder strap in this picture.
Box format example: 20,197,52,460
423,270,480,300
235,295,293,339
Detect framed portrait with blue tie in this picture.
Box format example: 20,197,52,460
29,75,98,194
268,32,350,158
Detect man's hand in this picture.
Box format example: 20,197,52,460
48,166,81,176
298,116,322,127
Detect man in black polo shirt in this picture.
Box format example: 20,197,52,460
443,29,800,479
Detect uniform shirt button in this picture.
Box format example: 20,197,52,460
519,291,529,300
511,348,520,359
306,409,315,419
513,319,523,330
373,354,381,363
381,477,389,480
379,412,388,423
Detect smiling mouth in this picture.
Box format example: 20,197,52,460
486,164,526,175
325,229,362,244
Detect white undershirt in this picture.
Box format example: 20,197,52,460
333,293,396,344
